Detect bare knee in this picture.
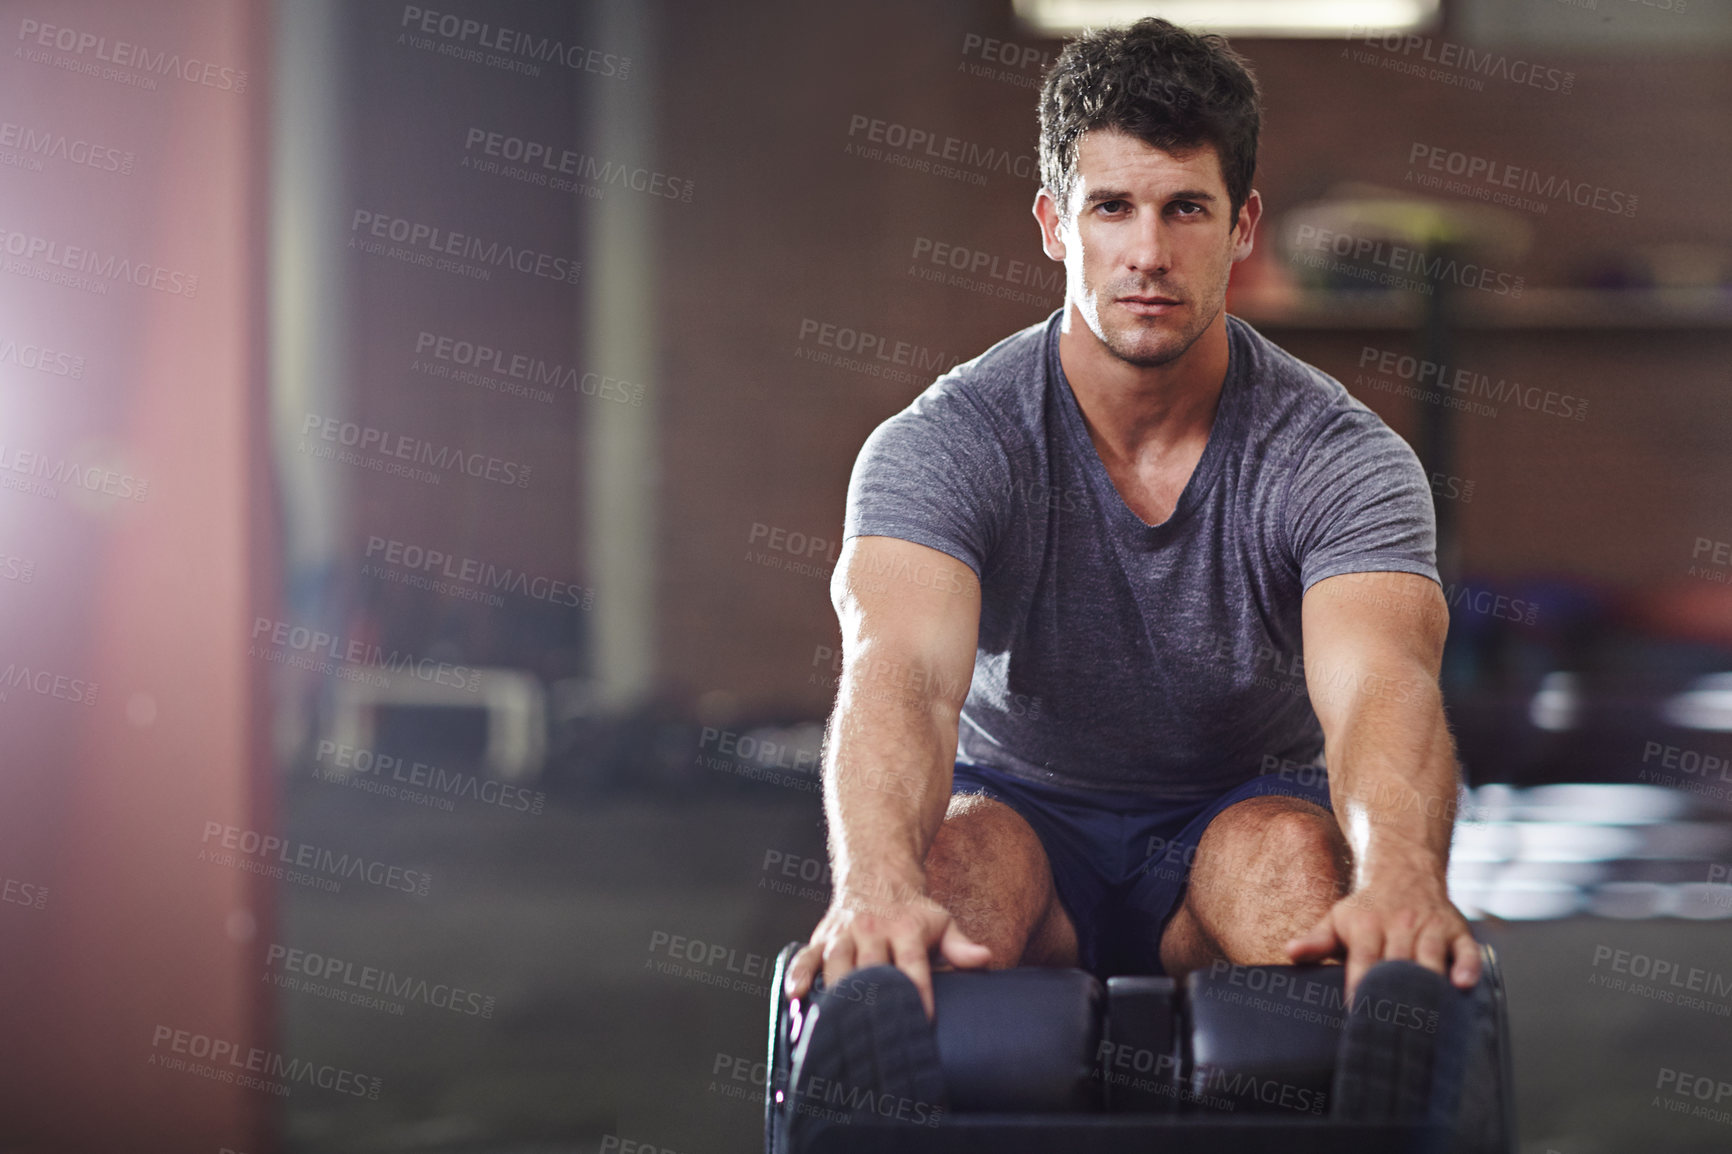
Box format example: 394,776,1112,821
1188,798,1350,945
1271,803,1351,908
923,794,1054,967
924,794,1039,916
1200,798,1345,880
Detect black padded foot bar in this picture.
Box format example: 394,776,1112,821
765,942,1515,1154
931,966,1103,1112
1182,961,1343,1117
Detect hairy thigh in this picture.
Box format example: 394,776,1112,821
925,793,1078,968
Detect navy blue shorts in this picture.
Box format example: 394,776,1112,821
948,761,1334,979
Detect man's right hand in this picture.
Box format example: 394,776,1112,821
783,885,994,1020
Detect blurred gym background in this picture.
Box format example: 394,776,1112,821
2,0,1730,1151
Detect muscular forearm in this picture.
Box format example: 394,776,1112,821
1295,572,1480,989
822,646,963,909
1322,670,1459,888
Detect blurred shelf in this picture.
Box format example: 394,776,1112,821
1234,287,1732,332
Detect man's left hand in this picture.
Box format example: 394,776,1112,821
1285,866,1481,1001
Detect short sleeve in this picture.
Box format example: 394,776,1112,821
843,379,1012,581
1283,409,1440,592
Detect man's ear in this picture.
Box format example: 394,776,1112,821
1231,188,1263,263
1033,187,1068,262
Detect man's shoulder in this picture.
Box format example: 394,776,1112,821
1230,314,1357,409
897,311,1054,432
1229,314,1389,449
951,311,1054,384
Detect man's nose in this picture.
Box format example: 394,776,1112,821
1125,218,1169,274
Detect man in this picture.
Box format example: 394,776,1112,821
784,17,1479,1023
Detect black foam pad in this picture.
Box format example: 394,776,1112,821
1182,962,1342,1117
1103,975,1181,1112
930,967,1104,1112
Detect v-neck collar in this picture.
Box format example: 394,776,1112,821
1046,310,1247,542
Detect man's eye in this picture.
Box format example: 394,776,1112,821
1171,201,1203,216
1097,200,1129,214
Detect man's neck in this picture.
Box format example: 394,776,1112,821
1056,303,1231,467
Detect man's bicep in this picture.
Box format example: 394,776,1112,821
831,535,981,717
1301,571,1447,726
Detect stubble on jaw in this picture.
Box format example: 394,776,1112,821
1084,295,1220,369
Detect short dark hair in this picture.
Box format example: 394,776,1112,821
1038,18,1262,228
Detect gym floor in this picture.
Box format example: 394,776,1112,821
277,773,1732,1154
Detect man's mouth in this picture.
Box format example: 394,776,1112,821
1116,294,1181,316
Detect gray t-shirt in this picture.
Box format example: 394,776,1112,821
842,310,1439,799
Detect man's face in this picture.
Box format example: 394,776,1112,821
1035,129,1260,368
